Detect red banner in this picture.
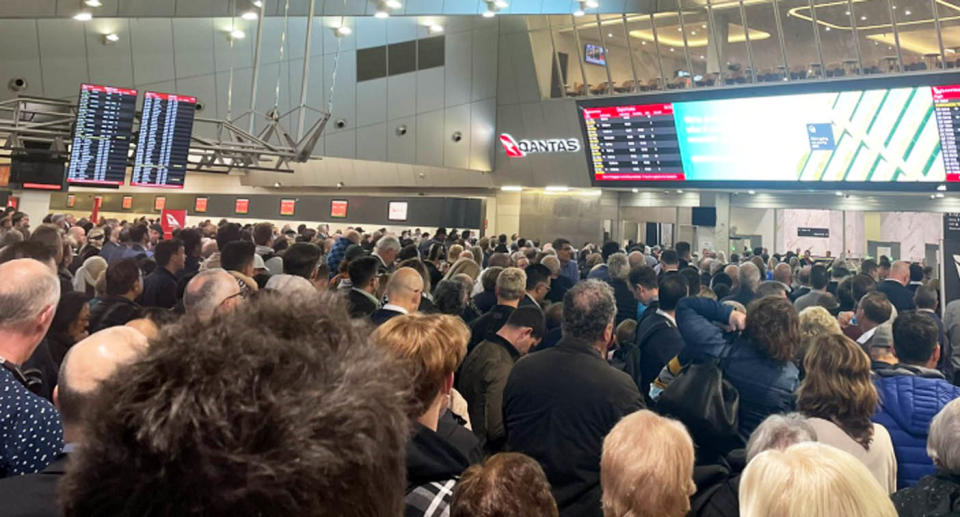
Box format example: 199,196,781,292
160,209,186,240
280,199,296,216
91,196,102,224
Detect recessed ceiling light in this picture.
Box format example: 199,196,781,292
691,30,697,35
386,0,403,8
747,190,756,195
677,189,684,194
905,9,911,14
501,185,522,191
229,28,246,39
835,191,843,196
482,10,496,17
641,41,646,45
241,10,258,20
84,0,102,6
632,188,639,193
374,9,389,18
701,23,707,29
608,32,614,37
845,10,850,14
495,0,509,7
585,0,600,7
573,9,585,16
73,11,93,21
669,47,675,51
938,184,947,191
103,32,119,43
335,25,352,36
825,26,830,31
861,15,867,20
252,0,263,6
429,24,444,33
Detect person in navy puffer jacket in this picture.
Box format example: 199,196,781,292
673,295,801,442
874,311,960,489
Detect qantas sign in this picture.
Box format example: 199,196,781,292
499,133,581,158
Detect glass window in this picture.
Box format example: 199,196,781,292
599,14,639,94
777,0,826,79
575,13,613,95
549,15,588,97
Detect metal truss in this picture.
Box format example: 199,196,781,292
0,95,328,173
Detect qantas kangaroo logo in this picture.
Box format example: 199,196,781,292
499,133,581,158
165,213,183,229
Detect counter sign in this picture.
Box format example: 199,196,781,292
500,133,581,158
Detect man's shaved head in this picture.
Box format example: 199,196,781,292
385,267,424,314
56,326,149,430
890,260,911,285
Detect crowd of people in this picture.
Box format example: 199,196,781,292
2,204,960,516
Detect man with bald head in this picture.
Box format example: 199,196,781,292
183,268,243,322
370,267,423,326
878,260,917,312
0,326,148,515
772,262,793,296
0,259,63,477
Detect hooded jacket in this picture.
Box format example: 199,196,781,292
405,422,471,517
874,364,960,489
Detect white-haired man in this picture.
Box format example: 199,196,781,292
373,235,401,274
0,259,63,477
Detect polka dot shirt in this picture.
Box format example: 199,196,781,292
0,367,63,477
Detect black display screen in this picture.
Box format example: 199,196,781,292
66,83,138,186
131,91,197,189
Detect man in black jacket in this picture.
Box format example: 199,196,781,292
345,256,381,318
467,267,526,352
370,267,423,326
879,260,918,312
139,239,184,309
89,258,143,333
625,273,687,401
503,280,645,517
0,326,148,517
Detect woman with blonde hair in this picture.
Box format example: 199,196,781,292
796,306,841,362
797,333,897,492
740,442,897,517
601,410,696,517
444,258,481,284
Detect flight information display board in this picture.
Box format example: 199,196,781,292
131,91,197,188
67,83,138,186
578,76,960,189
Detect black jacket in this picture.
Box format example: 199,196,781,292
878,279,917,312
346,288,379,318
89,296,142,333
139,267,179,309
503,336,645,517
0,453,67,516
788,286,810,303
22,338,58,402
720,288,757,308
456,334,519,454
370,308,405,326
405,422,471,517
623,310,685,401
467,304,515,353
547,275,574,304
473,289,497,314
892,470,960,516
690,450,745,517
608,278,638,327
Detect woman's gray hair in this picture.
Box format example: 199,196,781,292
746,413,818,462
928,398,960,473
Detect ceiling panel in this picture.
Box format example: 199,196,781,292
36,19,89,99
116,0,175,17
172,18,216,78
130,18,176,85
85,18,135,88
0,20,45,99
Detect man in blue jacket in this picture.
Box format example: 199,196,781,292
874,311,960,489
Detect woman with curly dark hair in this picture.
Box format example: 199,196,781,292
722,296,802,439
798,333,897,492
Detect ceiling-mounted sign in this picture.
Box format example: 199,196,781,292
499,133,581,158
798,227,830,238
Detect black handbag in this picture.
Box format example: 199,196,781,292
656,344,741,450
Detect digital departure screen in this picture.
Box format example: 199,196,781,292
131,91,196,189
578,76,960,189
67,83,138,186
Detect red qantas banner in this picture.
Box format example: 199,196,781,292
91,196,102,223
160,209,186,240
6,196,18,210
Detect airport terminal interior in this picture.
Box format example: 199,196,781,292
4,0,960,515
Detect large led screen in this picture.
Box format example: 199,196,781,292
578,75,960,190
